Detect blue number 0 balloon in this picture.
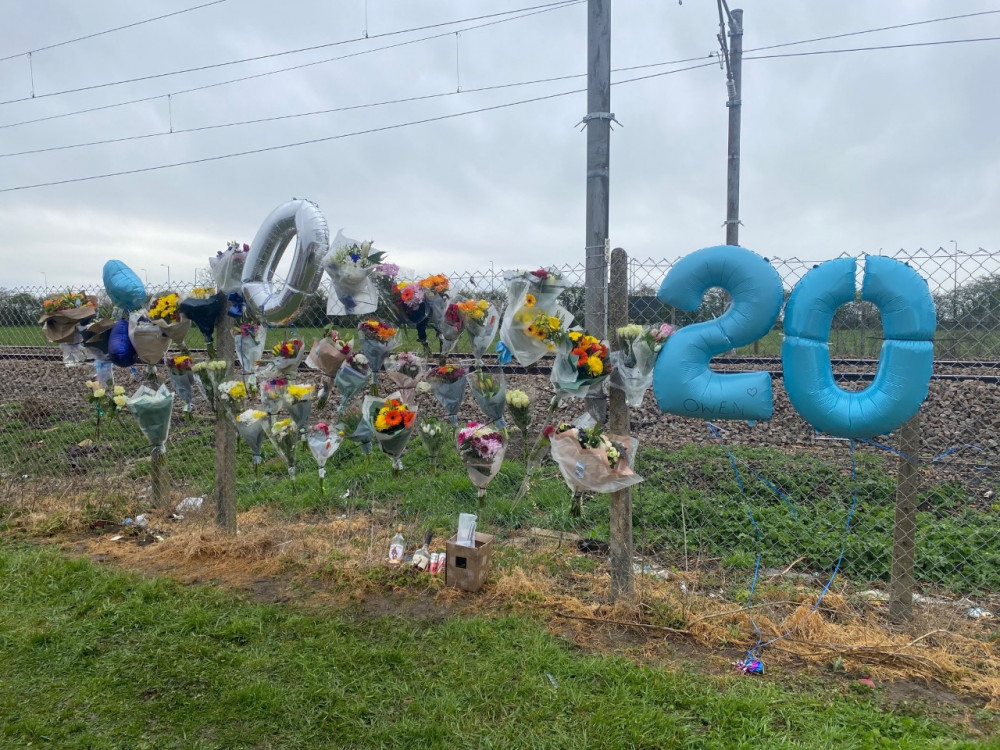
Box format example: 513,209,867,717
653,245,783,422
781,255,935,438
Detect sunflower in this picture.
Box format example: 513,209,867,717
524,293,536,307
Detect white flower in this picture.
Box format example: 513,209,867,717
416,381,432,395
353,354,369,366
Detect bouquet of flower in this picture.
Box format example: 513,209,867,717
235,408,269,469
267,417,300,481
357,319,400,384
497,268,571,366
418,416,452,463
192,359,227,410
126,384,174,453
285,383,315,436
210,241,249,295
261,377,289,415
456,298,500,365
469,369,507,428
39,290,97,344
384,351,426,405
308,422,343,491
419,273,451,332
505,389,532,435
178,287,225,355
426,364,468,425
610,323,674,406
438,303,464,354
166,354,196,414
233,323,267,383
147,292,191,344
334,353,369,414
127,311,172,365
305,329,351,380
551,329,611,398
322,230,386,315
218,379,252,423
549,422,643,494
362,393,418,470
456,421,507,500
261,338,305,380
338,407,372,455
84,380,126,439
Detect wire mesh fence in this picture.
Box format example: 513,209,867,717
1,247,997,608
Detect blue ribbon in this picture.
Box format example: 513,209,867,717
495,340,513,365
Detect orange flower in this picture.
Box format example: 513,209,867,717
386,410,403,427
400,286,415,303
402,411,415,428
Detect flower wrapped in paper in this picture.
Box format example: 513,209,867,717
322,231,386,316
233,323,267,382
147,292,191,345
426,364,468,426
305,330,351,380
455,298,500,364
126,384,174,453
267,417,299,481
469,369,507,428
285,383,315,436
362,393,417,470
261,377,289,415
549,422,643,494
497,268,571,366
235,408,269,467
308,422,343,491
167,354,196,414
505,389,532,435
418,416,452,463
127,312,172,365
357,319,400,383
259,338,305,381
39,291,97,344
178,288,224,353
456,421,507,500
610,323,674,407
384,351,426,405
84,380,125,440
551,329,611,398
192,360,227,410
210,241,249,295
334,353,369,414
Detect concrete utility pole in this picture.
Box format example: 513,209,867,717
584,0,611,421
725,7,743,246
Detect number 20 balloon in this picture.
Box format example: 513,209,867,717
653,245,935,439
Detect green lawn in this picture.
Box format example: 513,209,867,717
0,542,992,749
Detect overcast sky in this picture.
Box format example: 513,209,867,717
0,0,997,293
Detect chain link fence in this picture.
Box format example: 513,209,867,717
1,248,997,608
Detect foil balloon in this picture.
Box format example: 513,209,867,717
108,318,138,367
102,260,147,312
242,199,329,325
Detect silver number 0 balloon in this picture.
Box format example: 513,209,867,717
242,199,330,325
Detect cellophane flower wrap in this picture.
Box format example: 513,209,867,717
426,364,468,425
178,287,225,349
339,407,372,456
210,241,249,295
308,422,343,486
549,422,643,494
505,388,532,434
305,329,351,379
192,360,227,410
261,377,289,415
284,383,315,436
261,338,305,380
419,274,451,332
39,290,97,345
167,354,196,413
334,353,369,414
235,408,268,465
323,231,386,315
218,379,252,423
233,323,267,382
418,416,452,462
456,298,500,364
438,303,464,354
384,351,426,405
456,421,507,498
610,323,673,406
469,369,507,428
267,417,299,481
497,268,571,366
357,319,400,381
128,311,172,365
126,384,174,453
551,328,611,398
147,292,192,344
362,392,418,470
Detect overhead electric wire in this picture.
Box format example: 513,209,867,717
743,35,1000,62
0,60,720,194
0,0,583,107
0,0,231,63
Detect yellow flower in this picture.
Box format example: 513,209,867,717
113,395,127,408
587,355,604,376
287,384,314,400
524,293,536,307
375,414,389,432
568,331,582,343
114,386,125,396
229,383,247,400
547,316,561,331
93,388,106,399
477,300,488,310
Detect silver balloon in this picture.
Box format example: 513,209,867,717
242,199,330,325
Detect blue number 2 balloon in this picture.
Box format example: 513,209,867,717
653,245,783,422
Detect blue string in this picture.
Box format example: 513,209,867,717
845,436,983,466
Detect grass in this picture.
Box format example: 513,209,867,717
0,542,991,749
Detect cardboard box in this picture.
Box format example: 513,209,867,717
445,532,495,593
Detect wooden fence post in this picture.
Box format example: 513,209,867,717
889,414,922,624
608,247,634,602
214,302,238,533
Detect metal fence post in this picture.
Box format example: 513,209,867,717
151,446,170,509
889,414,922,623
214,303,238,533
608,247,634,601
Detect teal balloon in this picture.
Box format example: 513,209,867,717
102,260,147,311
